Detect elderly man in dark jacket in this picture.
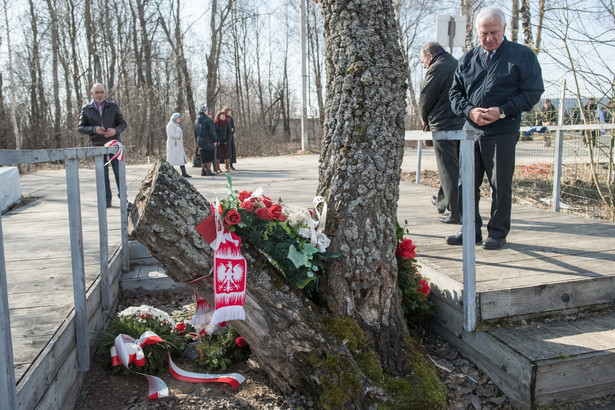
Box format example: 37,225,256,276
419,42,464,224
448,6,543,250
78,83,127,208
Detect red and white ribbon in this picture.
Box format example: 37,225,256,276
110,330,245,400
104,139,125,165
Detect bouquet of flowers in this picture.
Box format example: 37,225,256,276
395,222,434,326
215,175,333,295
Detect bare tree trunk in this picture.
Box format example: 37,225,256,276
510,0,519,42
206,0,234,112
318,0,410,376
534,0,546,54
2,0,21,150
520,0,534,49
129,161,387,408
307,1,325,127
46,0,62,148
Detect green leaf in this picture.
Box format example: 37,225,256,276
288,244,309,268
301,242,319,256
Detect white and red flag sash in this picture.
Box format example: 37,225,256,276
195,202,247,333
110,330,245,400
104,139,125,165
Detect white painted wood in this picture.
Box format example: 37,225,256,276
64,159,89,371
0,217,17,410
552,79,566,212
119,159,129,271
0,147,116,165
0,167,21,212
95,155,110,311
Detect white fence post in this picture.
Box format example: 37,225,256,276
95,155,111,311
65,158,90,371
552,79,566,212
119,159,129,271
432,130,477,331
0,216,17,409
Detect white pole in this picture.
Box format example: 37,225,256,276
300,0,308,151
552,79,566,212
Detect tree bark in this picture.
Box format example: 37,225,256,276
128,161,390,407
317,0,410,377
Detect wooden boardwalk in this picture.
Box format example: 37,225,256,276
3,151,615,409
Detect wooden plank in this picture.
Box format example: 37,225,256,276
535,350,615,398
543,319,615,352
0,217,18,409
0,147,115,166
488,325,565,361
479,276,615,320
431,300,534,409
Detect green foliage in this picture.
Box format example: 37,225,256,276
233,202,331,296
98,313,186,375
192,327,249,372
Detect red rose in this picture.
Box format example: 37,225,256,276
269,203,284,220
238,191,252,202
255,207,273,220
176,323,186,333
418,278,430,297
218,321,228,327
261,196,273,207
396,238,416,260
240,201,254,212
199,329,207,335
223,209,241,228
235,337,248,347
277,214,287,222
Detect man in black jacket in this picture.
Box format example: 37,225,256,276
448,6,544,250
419,42,465,224
78,83,127,208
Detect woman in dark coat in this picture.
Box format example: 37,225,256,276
224,106,237,170
194,106,218,176
214,110,233,173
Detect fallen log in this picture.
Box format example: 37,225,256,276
128,161,386,407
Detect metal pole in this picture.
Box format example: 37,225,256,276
300,0,308,151
459,131,477,331
65,158,89,371
416,141,423,184
95,155,110,310
552,79,566,212
0,216,18,409
119,159,129,271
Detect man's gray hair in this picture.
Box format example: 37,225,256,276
420,42,445,59
475,7,506,30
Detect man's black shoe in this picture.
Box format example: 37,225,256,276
230,165,237,170
106,201,112,209
201,169,206,176
445,231,483,246
431,195,445,214
438,216,461,224
482,237,506,250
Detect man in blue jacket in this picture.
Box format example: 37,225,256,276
447,6,544,250
78,83,127,208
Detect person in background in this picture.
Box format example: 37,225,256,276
419,42,465,225
214,109,233,173
535,99,557,147
166,113,191,178
224,106,237,170
448,6,544,250
194,106,217,176
78,83,128,209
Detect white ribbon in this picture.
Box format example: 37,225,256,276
110,330,245,400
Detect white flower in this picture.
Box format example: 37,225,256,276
315,232,331,253
118,305,176,327
298,227,311,239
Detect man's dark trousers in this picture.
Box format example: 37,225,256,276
434,139,460,219
460,132,518,240
103,154,120,204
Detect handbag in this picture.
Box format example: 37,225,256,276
192,153,201,167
